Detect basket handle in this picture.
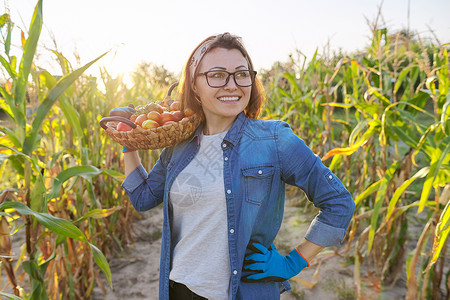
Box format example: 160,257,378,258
99,116,137,130
167,82,179,97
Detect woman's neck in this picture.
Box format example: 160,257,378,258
203,117,235,135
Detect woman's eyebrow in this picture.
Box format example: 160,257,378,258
207,65,249,71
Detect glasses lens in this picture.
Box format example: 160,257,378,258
206,71,228,87
234,71,252,87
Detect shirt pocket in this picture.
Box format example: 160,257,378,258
324,170,346,195
242,166,275,205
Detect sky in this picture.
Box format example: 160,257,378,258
4,0,450,80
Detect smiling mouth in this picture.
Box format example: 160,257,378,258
218,96,240,102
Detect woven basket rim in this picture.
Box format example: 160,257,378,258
101,112,203,150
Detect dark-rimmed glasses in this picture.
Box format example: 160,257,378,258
198,70,257,88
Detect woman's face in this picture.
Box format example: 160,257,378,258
194,47,252,126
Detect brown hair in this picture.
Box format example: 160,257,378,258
178,33,265,119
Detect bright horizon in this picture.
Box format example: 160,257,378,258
4,0,450,80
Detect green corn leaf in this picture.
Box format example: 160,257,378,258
22,51,108,155
14,0,42,109
59,97,83,138
74,206,123,224
394,66,412,94
419,139,450,213
38,70,57,89
0,86,24,126
354,180,382,206
0,126,21,148
0,54,17,78
0,291,22,300
90,243,112,287
367,162,400,253
441,94,450,134
48,165,118,200
386,167,429,221
0,201,87,242
4,16,12,56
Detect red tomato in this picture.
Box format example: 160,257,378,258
147,111,163,125
117,122,133,131
135,114,148,127
160,112,175,124
172,111,183,122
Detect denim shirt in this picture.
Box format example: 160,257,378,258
122,112,355,300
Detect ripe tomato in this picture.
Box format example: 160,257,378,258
162,121,175,126
160,111,175,124
117,122,133,131
172,111,183,122
169,101,181,111
147,111,163,125
135,114,148,127
141,119,160,129
148,103,164,114
184,108,195,117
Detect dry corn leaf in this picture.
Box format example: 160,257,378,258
291,260,321,289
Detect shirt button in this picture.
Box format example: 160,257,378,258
227,189,231,194
224,157,228,161
222,143,227,148
230,229,234,234
233,270,238,275
258,170,263,175
329,175,333,179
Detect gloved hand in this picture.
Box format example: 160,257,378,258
109,105,135,119
122,146,136,153
242,242,309,282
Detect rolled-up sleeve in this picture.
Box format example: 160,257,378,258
276,121,355,247
121,148,171,212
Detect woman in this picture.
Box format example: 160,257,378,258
119,33,355,300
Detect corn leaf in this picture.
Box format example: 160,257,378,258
0,291,22,300
0,201,87,241
90,243,112,287
14,0,42,109
48,165,118,200
354,180,382,206
22,51,108,155
59,97,83,138
419,139,450,213
74,206,123,223
386,167,429,221
0,54,17,79
427,200,450,271
367,162,400,252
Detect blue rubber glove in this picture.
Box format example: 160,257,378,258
242,242,309,282
122,146,136,153
109,106,135,118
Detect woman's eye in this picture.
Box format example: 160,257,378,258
208,72,226,79
236,71,249,78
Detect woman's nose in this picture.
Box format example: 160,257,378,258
224,75,238,90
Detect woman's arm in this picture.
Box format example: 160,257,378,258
124,150,141,177
295,238,324,262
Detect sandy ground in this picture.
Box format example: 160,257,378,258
92,195,410,300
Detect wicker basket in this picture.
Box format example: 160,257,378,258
99,83,204,150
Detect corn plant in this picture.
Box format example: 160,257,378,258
0,1,125,298
263,26,449,298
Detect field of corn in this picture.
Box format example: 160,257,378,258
0,1,449,299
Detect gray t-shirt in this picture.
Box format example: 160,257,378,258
169,131,230,300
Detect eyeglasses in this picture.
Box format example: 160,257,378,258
198,70,257,88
